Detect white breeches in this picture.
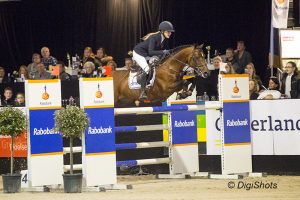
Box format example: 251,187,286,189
133,50,150,74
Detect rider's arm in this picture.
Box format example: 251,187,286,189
148,37,164,56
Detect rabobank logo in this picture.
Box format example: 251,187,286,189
94,83,105,104
40,85,52,106
88,126,112,134
95,83,103,99
174,120,195,128
33,127,59,135
227,119,248,127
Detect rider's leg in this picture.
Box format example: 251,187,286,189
133,51,149,99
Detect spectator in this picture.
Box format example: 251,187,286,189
224,48,237,66
0,67,8,84
2,87,14,106
245,63,262,91
82,47,95,66
95,47,113,67
280,61,300,99
268,77,280,91
41,47,57,70
16,65,29,81
32,63,52,80
233,41,252,74
249,79,259,100
82,61,95,78
57,61,72,81
223,63,236,74
28,53,41,77
207,56,221,98
117,57,133,71
15,93,25,107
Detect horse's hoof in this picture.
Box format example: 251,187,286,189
135,100,140,107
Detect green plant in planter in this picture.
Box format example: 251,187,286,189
54,105,89,174
0,107,27,175
0,107,27,193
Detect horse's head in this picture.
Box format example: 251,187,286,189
187,44,209,78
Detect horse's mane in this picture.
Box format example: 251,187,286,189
160,44,194,63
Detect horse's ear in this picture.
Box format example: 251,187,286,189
198,43,204,49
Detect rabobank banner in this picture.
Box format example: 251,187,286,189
84,108,115,154
172,110,197,145
29,109,63,155
223,102,251,145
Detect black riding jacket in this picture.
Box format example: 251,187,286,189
133,32,169,57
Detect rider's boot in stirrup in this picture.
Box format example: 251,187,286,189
139,73,148,100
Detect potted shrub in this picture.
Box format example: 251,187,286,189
0,107,27,193
54,105,89,193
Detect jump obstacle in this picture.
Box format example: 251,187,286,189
24,75,254,191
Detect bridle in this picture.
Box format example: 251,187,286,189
164,47,208,78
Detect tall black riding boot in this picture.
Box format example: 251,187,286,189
139,74,148,100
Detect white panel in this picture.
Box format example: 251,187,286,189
79,78,114,107
280,30,300,58
221,76,249,101
172,145,199,174
84,154,117,186
223,145,252,174
274,133,300,155
205,102,221,155
25,80,61,108
29,155,63,186
250,100,274,155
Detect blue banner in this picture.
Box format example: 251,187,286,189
172,110,197,144
223,102,251,144
29,109,63,154
85,108,115,154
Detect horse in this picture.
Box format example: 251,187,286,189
113,44,207,106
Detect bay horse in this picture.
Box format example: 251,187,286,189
113,44,207,106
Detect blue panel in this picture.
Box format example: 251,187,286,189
223,102,251,144
29,109,63,154
172,110,197,144
85,108,115,153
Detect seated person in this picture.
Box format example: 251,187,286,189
223,62,236,74
15,65,29,81
82,61,95,78
41,47,57,70
57,61,72,81
94,47,113,67
268,77,280,91
249,79,259,100
82,47,96,66
117,57,133,70
2,87,14,106
0,67,8,84
245,63,263,90
31,63,52,80
15,93,25,107
28,53,41,78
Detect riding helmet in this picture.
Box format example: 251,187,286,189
159,21,175,32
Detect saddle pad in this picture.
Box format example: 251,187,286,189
128,69,156,90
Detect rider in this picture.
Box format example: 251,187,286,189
133,21,175,100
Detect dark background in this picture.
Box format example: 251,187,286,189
0,0,271,79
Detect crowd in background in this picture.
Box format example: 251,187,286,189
0,40,299,105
